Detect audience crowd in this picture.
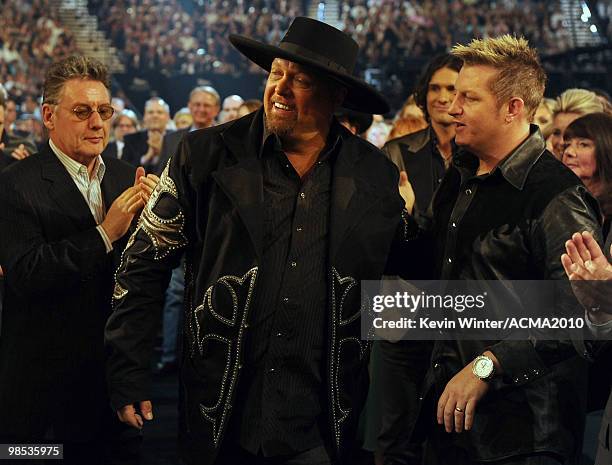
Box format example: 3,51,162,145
341,0,573,77
2,0,609,125
0,6,611,463
0,0,78,106
89,0,305,75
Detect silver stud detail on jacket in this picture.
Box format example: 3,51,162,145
189,267,259,448
138,162,187,260
112,282,128,301
329,267,368,451
193,268,258,355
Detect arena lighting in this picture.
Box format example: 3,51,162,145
317,2,325,21
590,24,598,33
580,2,591,22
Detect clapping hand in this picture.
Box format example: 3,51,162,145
561,231,612,323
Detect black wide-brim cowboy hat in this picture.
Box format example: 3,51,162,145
229,17,390,115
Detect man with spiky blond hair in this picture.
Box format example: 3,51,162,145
403,35,602,464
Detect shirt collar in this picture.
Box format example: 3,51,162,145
260,116,343,160
453,125,545,190
49,138,106,182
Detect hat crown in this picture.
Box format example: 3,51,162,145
279,17,358,75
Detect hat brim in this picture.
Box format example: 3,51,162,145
229,34,390,115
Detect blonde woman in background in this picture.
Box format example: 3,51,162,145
534,97,555,140
549,88,604,159
173,107,193,130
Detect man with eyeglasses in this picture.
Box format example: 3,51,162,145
0,55,155,464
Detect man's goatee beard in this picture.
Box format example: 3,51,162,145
264,114,296,139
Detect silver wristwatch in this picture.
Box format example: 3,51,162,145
472,355,495,381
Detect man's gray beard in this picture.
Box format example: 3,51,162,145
264,113,296,139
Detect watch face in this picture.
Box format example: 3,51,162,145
475,357,494,377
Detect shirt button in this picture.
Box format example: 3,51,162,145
437,178,442,184
300,192,305,199
283,297,289,303
447,258,452,264
268,368,276,374
451,222,457,228
296,226,303,232
276,332,283,337
434,363,440,368
290,261,297,268
465,188,473,195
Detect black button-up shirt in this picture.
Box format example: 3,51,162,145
429,127,452,185
233,122,341,456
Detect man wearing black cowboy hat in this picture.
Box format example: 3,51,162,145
105,16,409,465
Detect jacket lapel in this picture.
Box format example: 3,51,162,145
40,144,97,229
101,158,129,212
402,143,434,210
213,112,265,259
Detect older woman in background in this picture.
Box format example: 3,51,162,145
550,88,604,159
562,112,612,237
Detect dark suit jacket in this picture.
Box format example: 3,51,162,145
157,128,188,169
382,127,447,215
101,140,119,159
0,132,39,172
0,145,135,441
595,229,612,465
0,153,13,173
597,392,612,465
122,129,180,175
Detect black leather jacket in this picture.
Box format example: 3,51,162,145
410,126,602,462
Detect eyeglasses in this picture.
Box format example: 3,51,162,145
71,104,115,121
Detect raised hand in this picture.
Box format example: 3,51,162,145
399,170,416,214
561,231,612,323
139,173,160,203
100,167,146,242
142,131,163,162
10,144,30,161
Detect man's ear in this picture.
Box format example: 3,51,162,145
42,103,55,131
505,97,525,124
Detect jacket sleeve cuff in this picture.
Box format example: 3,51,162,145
96,225,113,253
108,382,151,411
585,310,612,336
487,340,551,387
